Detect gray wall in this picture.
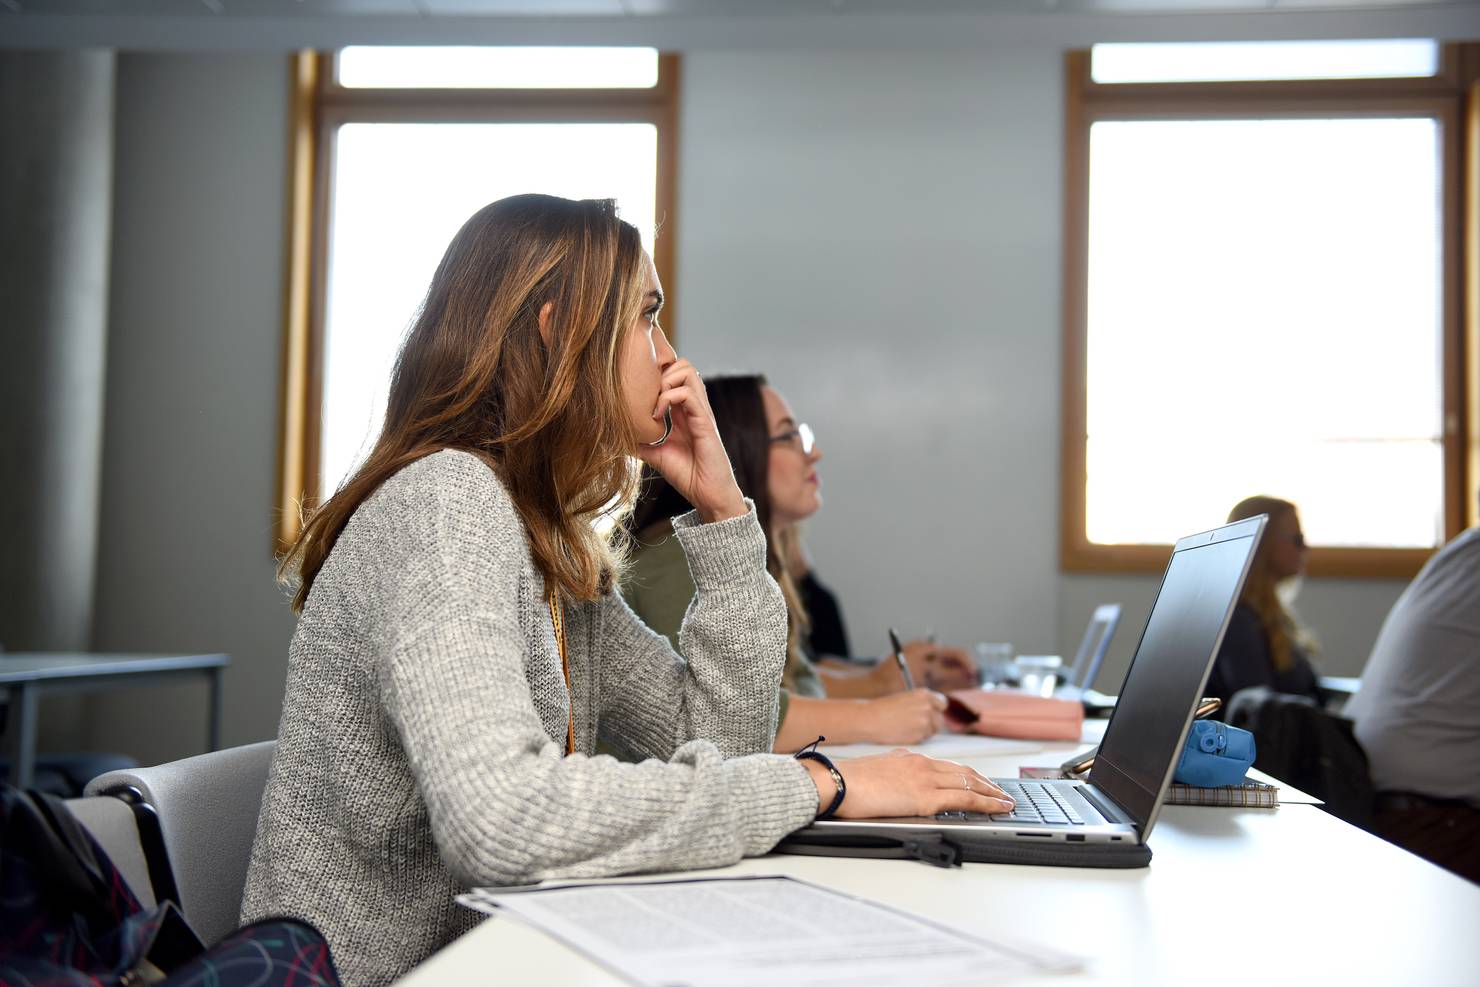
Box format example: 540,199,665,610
90,53,297,765
0,51,114,660
677,47,1065,660
673,47,1408,694
86,45,1410,764
0,50,115,752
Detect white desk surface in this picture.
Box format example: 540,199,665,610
397,727,1480,987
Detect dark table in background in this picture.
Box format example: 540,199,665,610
0,652,229,788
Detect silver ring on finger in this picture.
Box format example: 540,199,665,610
960,773,972,793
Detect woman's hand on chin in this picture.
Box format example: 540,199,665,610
636,359,746,524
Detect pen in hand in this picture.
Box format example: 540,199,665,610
887,627,916,691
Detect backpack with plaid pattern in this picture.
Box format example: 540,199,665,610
0,786,341,987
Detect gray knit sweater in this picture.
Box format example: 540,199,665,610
240,450,819,986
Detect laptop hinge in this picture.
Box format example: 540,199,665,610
1079,786,1135,828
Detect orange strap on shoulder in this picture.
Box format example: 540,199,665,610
547,592,574,756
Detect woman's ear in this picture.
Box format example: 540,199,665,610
537,301,555,347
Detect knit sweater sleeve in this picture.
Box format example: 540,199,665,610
369,453,817,888
599,505,788,761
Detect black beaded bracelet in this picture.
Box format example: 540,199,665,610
794,736,846,820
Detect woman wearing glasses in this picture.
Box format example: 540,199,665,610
623,374,978,752
1207,495,1323,703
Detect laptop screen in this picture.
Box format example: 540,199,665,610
1067,604,1120,689
1087,519,1262,834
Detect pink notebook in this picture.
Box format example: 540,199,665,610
943,690,1084,741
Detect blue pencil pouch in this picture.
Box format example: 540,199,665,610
1174,720,1256,788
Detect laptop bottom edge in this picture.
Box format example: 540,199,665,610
774,825,1152,870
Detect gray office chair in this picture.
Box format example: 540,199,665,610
85,740,275,946
65,794,158,908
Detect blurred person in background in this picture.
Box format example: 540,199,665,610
1207,496,1322,703
1346,523,1480,884
623,374,978,752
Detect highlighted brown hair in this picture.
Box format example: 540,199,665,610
282,194,648,610
1227,495,1314,672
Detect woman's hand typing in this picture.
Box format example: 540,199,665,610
799,749,1015,819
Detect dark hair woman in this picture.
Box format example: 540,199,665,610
242,196,1013,985
624,374,979,752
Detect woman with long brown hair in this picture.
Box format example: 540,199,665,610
241,195,1013,985
1207,495,1322,702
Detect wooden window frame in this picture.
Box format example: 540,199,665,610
274,50,681,554
1060,43,1480,580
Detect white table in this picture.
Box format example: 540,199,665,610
397,727,1480,986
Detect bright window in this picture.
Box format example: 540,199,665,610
1061,42,1478,578
338,46,659,89
1085,117,1443,549
321,123,659,495
1090,39,1439,84
275,51,679,550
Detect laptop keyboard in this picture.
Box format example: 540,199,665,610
935,780,1087,826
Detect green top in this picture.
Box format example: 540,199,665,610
621,527,696,651
623,523,827,730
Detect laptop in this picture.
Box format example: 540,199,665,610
1049,602,1122,702
778,515,1265,863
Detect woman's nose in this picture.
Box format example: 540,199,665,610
807,443,822,464
654,325,677,367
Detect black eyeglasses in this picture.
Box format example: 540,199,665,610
768,422,816,456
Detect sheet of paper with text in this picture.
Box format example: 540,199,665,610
459,875,1079,987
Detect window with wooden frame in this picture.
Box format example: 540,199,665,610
1061,40,1480,579
275,48,680,552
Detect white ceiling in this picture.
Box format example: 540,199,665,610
2,0,1477,49
2,0,1474,11
5,0,1475,13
